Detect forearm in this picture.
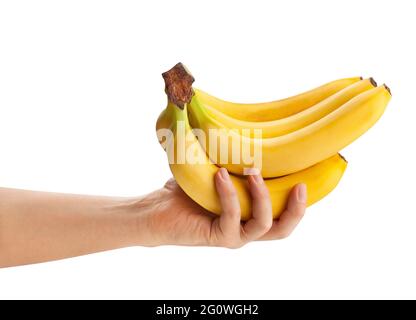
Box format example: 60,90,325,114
0,188,148,267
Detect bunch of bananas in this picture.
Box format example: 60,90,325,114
156,63,391,220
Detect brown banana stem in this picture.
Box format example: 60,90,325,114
162,62,195,109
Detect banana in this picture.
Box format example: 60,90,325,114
189,78,376,139
188,85,391,178
194,76,362,122
156,101,347,220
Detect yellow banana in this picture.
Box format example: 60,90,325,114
189,78,376,138
194,76,362,122
189,85,391,178
156,102,347,220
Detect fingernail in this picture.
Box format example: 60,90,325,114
219,168,230,181
297,184,307,203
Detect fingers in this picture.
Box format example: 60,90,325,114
213,169,305,248
260,183,307,240
242,173,273,241
213,169,273,248
214,168,241,236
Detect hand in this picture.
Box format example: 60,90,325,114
137,168,307,248
0,169,307,267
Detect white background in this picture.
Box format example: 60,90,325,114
0,0,415,299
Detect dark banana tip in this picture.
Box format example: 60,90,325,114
369,77,377,87
360,76,363,80
338,153,348,164
383,84,392,96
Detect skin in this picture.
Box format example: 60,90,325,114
0,169,307,268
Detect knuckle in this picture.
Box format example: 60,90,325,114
219,184,237,199
277,229,292,239
227,207,241,217
253,186,270,199
295,208,306,218
225,187,238,198
227,242,244,249
262,220,273,232
220,238,243,249
221,205,241,218
257,218,273,232
225,212,241,222
255,220,272,234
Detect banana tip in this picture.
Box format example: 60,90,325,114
383,84,392,96
369,77,377,87
338,153,348,164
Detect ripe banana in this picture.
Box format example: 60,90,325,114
194,76,362,122
188,85,391,178
156,101,347,220
189,78,377,139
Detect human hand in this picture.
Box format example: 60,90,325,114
135,168,307,248
0,168,307,267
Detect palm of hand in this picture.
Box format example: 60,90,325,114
148,179,216,246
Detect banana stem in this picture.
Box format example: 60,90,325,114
162,62,195,109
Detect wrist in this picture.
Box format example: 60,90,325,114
115,191,167,247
